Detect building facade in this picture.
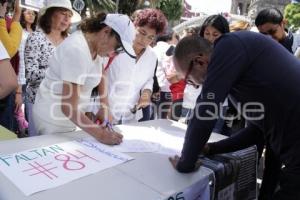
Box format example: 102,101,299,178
248,0,290,19
231,0,251,16
231,0,291,20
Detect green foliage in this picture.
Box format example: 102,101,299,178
74,0,149,17
284,3,300,31
98,0,116,12
77,0,116,16
117,0,139,16
156,0,183,21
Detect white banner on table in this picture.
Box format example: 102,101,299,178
165,174,210,200
79,138,161,153
115,125,185,156
114,124,229,156
20,0,46,11
0,141,133,196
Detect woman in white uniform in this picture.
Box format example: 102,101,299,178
107,9,167,124
33,13,136,145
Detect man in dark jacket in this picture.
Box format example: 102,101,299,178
169,32,300,200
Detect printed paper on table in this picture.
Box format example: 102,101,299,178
0,141,133,196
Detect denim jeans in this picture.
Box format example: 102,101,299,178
0,93,17,132
25,102,38,136
152,92,172,119
139,105,154,122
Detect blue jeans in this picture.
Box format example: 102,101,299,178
153,92,172,119
25,102,38,136
139,105,154,122
170,99,183,121
180,107,192,124
0,93,17,132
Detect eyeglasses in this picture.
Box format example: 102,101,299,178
184,60,200,89
137,29,155,42
111,30,124,54
111,31,136,58
114,43,123,54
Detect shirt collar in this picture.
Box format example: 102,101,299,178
280,30,294,53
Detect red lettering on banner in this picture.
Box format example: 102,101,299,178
22,161,58,179
54,149,99,171
55,154,85,170
67,150,99,162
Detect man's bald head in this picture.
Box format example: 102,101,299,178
173,36,213,88
174,36,213,70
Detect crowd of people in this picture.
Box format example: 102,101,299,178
1,0,300,199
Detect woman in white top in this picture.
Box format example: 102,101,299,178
33,13,136,145
107,8,167,124
25,0,76,136
152,31,179,119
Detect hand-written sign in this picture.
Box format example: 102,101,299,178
0,141,133,196
78,137,161,153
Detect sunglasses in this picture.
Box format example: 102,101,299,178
110,31,123,53
114,43,124,54
111,30,137,58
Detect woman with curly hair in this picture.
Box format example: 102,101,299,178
106,8,167,124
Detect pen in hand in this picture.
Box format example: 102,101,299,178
96,119,114,132
95,119,123,145
104,119,114,132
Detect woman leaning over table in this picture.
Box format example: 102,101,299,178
24,0,77,136
33,13,136,145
